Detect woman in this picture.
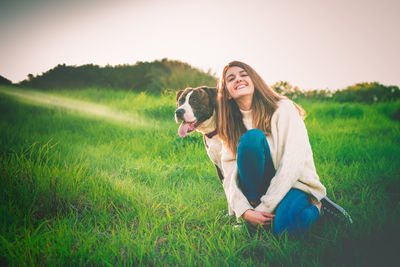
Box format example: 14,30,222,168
217,61,350,235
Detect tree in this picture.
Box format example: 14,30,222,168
272,81,303,99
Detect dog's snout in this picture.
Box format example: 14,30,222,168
175,108,185,120
175,108,185,117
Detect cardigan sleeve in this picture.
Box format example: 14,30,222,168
221,146,253,219
255,100,310,214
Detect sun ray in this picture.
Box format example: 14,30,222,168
0,87,164,129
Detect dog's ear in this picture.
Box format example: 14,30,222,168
176,89,184,102
202,87,218,108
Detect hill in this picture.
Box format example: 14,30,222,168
19,58,217,93
0,75,12,85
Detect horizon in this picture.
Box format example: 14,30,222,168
2,59,399,93
1,0,399,91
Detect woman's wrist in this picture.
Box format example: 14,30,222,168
242,209,253,221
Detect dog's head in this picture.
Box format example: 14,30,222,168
175,86,217,137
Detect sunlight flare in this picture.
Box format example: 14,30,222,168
0,87,161,128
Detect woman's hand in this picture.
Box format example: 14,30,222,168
242,209,275,227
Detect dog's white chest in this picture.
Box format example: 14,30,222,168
205,136,223,172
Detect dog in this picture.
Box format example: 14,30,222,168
175,86,224,182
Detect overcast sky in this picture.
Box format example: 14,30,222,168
1,0,399,90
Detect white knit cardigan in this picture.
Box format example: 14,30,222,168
221,99,327,218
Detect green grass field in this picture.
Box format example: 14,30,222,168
0,86,399,266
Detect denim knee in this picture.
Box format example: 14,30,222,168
296,206,319,234
238,129,266,154
298,205,319,225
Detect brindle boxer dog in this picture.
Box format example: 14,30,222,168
175,86,224,182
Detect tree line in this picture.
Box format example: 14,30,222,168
2,58,399,103
18,58,217,94
272,81,400,104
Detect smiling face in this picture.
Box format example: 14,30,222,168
224,66,255,110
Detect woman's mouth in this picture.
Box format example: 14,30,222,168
236,84,247,90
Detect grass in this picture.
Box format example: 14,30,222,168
0,85,399,266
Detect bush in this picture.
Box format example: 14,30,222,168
272,81,303,99
272,81,333,101
332,82,400,103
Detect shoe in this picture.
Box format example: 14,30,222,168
321,197,353,224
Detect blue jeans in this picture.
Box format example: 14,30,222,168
237,129,319,235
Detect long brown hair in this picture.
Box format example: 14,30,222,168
217,61,304,156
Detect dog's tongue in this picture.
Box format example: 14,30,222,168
178,122,192,137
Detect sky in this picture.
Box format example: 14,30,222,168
1,0,399,90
